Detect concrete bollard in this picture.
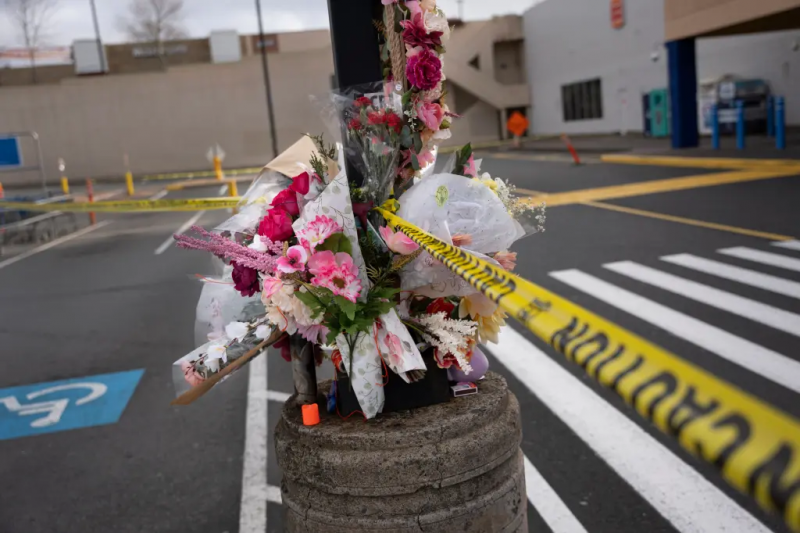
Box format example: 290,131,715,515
275,372,527,533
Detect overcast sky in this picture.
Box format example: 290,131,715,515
0,0,543,48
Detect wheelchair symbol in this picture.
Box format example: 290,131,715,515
0,382,107,428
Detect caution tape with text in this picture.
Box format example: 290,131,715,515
377,207,800,533
0,197,240,213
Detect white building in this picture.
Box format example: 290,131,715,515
522,0,800,135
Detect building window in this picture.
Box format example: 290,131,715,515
561,78,603,121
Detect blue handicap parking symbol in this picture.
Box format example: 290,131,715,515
0,369,144,440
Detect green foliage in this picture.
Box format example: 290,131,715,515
452,143,473,177
317,232,352,255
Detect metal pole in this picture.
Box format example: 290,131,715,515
776,96,786,150
89,0,106,73
255,0,279,159
326,0,384,186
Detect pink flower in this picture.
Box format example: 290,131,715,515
180,360,206,387
271,187,299,216
258,208,294,242
261,276,282,298
451,233,473,247
297,323,330,344
290,172,310,195
297,215,342,250
417,102,444,131
400,12,443,48
463,155,477,177
383,331,405,368
379,226,419,255
276,245,308,273
494,251,517,271
308,251,362,302
405,0,422,17
406,47,442,91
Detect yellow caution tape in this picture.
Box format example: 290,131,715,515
142,167,263,181
0,197,240,213
377,207,800,533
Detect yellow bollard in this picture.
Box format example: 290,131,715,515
214,156,223,181
228,179,238,214
125,171,135,196
61,176,70,195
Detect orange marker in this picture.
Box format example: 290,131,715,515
302,403,320,426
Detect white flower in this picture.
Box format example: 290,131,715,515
416,312,476,374
248,235,269,252
224,321,249,342
432,128,452,142
425,11,450,42
205,342,228,372
255,324,273,340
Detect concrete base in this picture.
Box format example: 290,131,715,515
275,372,527,532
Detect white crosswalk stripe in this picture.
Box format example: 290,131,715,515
604,261,800,338
719,246,800,273
772,240,800,251
661,253,800,299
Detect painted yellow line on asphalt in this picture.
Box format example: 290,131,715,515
582,201,795,241
482,152,597,164
166,175,256,191
525,169,798,207
601,153,800,170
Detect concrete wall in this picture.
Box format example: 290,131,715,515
665,0,800,40
524,0,800,135
0,48,334,185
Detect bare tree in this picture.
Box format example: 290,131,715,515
120,0,187,55
5,0,58,83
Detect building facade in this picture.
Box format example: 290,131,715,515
523,0,800,136
0,19,526,185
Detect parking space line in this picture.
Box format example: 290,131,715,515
719,247,800,273
240,354,268,533
772,240,800,251
0,221,112,271
600,153,800,170
524,455,588,533
148,190,168,201
581,201,794,241
153,211,204,255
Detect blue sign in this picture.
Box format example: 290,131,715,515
0,137,22,168
0,369,144,440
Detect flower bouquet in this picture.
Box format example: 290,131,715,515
170,0,545,419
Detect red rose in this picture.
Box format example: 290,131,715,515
290,171,310,195
385,111,403,134
270,188,299,216
354,96,371,108
368,111,386,125
348,118,363,131
426,298,455,317
258,207,294,242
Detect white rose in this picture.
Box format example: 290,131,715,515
248,235,269,252
425,11,450,42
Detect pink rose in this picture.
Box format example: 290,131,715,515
271,188,299,216
417,102,444,131
379,226,419,255
406,48,442,91
258,208,293,242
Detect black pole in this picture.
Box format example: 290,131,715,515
255,0,279,159
326,0,383,186
89,0,106,73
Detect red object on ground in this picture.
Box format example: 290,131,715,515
506,111,529,139
302,403,320,426
86,179,96,226
560,134,582,165
0,182,4,200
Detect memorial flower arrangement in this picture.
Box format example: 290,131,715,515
170,0,545,417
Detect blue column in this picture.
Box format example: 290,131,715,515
711,104,720,150
776,96,786,150
667,39,699,149
736,100,745,150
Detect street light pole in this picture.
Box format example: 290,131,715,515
89,0,106,73
255,0,279,159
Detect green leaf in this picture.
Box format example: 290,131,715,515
400,125,413,148
294,290,324,319
334,295,358,321
401,90,413,106
412,132,423,153
317,232,352,255
411,153,420,171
